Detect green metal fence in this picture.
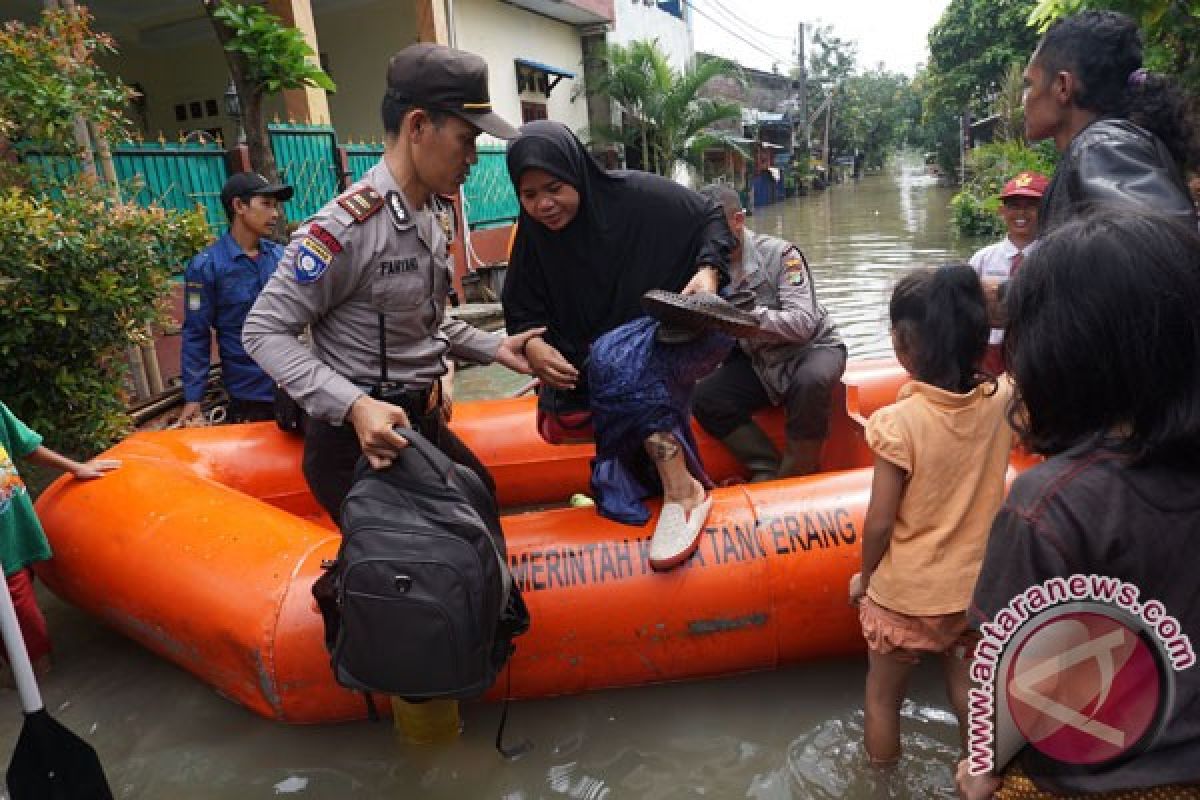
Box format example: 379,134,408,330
462,145,518,229
345,142,517,230
20,140,229,229
112,141,229,229
18,126,515,231
269,122,340,223
344,142,384,184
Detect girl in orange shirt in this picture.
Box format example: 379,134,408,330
848,264,1014,764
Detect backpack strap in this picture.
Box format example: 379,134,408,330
494,657,533,759
363,692,380,722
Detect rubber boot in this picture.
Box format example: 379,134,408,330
777,438,824,478
720,424,781,483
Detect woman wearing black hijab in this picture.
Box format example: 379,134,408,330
502,120,736,570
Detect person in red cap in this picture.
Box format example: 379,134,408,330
968,170,1048,375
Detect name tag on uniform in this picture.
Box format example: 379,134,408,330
380,257,418,276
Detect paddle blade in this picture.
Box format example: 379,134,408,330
6,709,112,800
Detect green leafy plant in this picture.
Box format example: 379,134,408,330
0,9,211,456
588,40,744,177
204,1,336,181
0,185,210,455
0,9,132,152
212,2,334,95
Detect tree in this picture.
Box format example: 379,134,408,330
797,24,858,162
994,61,1026,142
918,0,1041,177
1029,0,1200,91
589,39,744,177
926,0,1041,115
825,67,920,169
202,1,335,181
0,9,209,453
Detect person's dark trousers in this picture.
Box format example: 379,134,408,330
692,348,771,438
302,409,496,526
693,345,846,440
227,397,276,424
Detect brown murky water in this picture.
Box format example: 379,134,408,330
1,161,989,799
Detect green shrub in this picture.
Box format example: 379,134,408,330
951,140,1058,236
0,185,210,455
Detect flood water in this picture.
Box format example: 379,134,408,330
3,160,990,799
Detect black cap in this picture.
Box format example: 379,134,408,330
386,43,519,140
220,172,294,207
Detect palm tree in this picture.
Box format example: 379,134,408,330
589,40,745,177
993,61,1025,142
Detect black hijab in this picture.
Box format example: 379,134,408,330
501,120,733,367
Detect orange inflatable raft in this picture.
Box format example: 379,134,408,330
35,359,1030,723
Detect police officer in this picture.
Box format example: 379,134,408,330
181,172,293,424
692,184,847,479
243,43,540,522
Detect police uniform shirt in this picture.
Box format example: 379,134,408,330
243,159,501,424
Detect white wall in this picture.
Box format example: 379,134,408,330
609,0,692,72
313,0,417,142
453,0,590,141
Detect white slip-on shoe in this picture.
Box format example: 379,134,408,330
648,496,713,572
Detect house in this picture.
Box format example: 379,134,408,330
7,0,612,146
698,53,804,207
6,0,617,401
578,0,694,170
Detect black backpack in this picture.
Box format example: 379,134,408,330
313,429,529,702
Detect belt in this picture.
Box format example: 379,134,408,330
369,379,441,416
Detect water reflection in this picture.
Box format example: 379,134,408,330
0,159,988,798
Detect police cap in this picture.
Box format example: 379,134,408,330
386,43,518,140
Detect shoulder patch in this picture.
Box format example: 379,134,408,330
308,222,344,255
337,186,384,223
294,238,333,284
783,250,808,286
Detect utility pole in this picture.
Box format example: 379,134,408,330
796,22,807,162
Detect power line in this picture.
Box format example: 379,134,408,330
696,0,793,44
686,0,794,66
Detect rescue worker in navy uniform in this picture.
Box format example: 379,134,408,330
692,184,847,480
243,43,540,522
181,172,293,424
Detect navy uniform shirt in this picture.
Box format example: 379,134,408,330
182,231,283,403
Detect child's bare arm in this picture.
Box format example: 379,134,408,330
24,446,121,480
849,456,907,604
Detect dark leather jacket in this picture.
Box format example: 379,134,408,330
1040,118,1196,233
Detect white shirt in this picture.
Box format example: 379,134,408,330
969,237,1036,345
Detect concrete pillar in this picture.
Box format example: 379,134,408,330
415,0,450,45
265,0,332,124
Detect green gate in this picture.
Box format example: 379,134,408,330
461,145,518,229
269,122,341,223
19,140,229,230
344,142,384,184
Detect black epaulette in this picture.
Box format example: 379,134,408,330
337,185,384,223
